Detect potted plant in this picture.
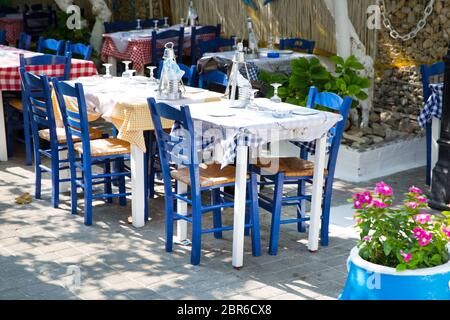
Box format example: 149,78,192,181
340,183,450,300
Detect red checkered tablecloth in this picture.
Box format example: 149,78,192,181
101,32,215,73
0,45,98,91
0,14,24,46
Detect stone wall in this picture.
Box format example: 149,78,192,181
343,0,450,150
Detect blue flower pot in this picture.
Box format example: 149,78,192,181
340,247,450,300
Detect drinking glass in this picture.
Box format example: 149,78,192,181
164,17,170,28
246,89,259,111
122,61,131,77
147,66,158,85
267,34,274,50
153,20,159,31
136,19,142,30
270,83,282,103
180,18,185,26
102,63,113,79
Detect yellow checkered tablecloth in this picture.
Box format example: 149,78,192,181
111,102,174,152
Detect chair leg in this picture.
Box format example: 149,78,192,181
50,150,60,208
165,195,174,253
212,188,223,239
83,161,93,226
22,107,32,166
118,158,127,206
148,134,157,199
321,179,333,247
244,192,251,237
296,180,307,233
104,161,113,204
70,165,78,215
6,106,14,158
191,205,202,266
34,156,41,200
425,122,432,186
269,173,284,256
249,172,261,257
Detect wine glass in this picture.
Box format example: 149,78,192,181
271,83,282,103
267,34,274,50
153,20,159,31
147,66,158,85
122,61,131,77
136,19,142,30
180,18,185,26
164,17,169,28
102,63,113,79
246,89,259,111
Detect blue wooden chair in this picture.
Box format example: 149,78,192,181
147,97,261,265
53,80,132,226
18,32,32,50
6,53,72,165
65,41,93,60
19,68,104,208
104,21,137,33
420,62,445,186
141,18,165,29
151,27,184,66
198,70,228,90
157,61,197,87
198,37,236,57
23,11,53,40
190,24,221,65
37,36,66,55
0,30,5,45
279,37,315,54
251,87,352,255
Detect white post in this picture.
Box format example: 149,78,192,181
232,145,249,268
308,135,327,252
0,92,8,161
175,181,188,243
333,0,352,59
131,145,146,228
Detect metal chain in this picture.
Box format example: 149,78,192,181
378,0,435,41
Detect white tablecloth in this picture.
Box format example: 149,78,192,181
203,51,315,73
108,25,194,53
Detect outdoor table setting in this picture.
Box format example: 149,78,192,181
0,13,23,46
0,44,98,162
101,24,216,75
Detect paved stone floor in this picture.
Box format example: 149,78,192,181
0,148,427,300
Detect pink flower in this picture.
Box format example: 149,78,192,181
406,202,419,209
418,233,432,247
413,227,426,239
400,250,412,263
375,182,394,197
373,200,389,209
414,213,431,225
353,199,363,209
409,186,423,194
442,226,450,238
416,196,427,204
362,236,372,242
360,192,373,205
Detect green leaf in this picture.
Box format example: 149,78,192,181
330,55,345,66
292,58,310,72
396,264,407,272
347,85,361,96
356,91,369,100
358,78,371,89
383,241,393,256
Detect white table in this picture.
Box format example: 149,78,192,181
68,76,223,228
185,99,341,267
203,50,315,74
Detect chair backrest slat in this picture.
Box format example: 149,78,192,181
198,70,228,90
279,38,315,54
18,32,32,50
148,98,201,196
38,36,66,56
20,53,72,81
191,24,221,65
65,41,93,60
151,27,185,66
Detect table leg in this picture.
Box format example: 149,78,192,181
0,91,8,161
308,135,327,252
107,56,118,77
175,181,189,244
131,145,146,228
431,117,441,179
232,145,249,268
